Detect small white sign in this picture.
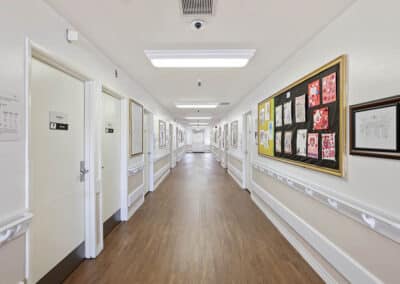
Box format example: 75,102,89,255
0,93,22,141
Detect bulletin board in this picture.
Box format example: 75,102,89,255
258,98,275,156
257,55,346,176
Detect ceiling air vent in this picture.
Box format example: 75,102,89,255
181,0,214,15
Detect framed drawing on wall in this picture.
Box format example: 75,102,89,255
159,120,166,148
257,55,347,176
129,99,144,156
231,120,239,148
350,95,400,159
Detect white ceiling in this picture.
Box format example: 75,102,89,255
44,0,354,125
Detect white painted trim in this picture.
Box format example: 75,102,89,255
153,152,170,163
120,99,129,222
128,162,145,176
228,150,244,161
84,81,103,258
251,181,382,284
0,212,33,248
253,162,400,244
128,184,145,209
227,163,243,189
153,164,170,191
251,194,336,284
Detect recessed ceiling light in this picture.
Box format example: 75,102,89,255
189,122,209,126
176,103,218,109
144,49,256,68
185,116,212,120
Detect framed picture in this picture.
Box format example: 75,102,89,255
350,95,400,159
129,99,144,156
159,120,166,148
231,120,239,148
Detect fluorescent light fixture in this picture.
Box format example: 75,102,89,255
176,103,218,109
189,122,209,126
144,49,256,68
184,116,212,120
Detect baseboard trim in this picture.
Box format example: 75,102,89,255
251,193,336,283
227,168,243,189
103,209,121,238
154,165,170,191
251,181,381,284
37,242,85,284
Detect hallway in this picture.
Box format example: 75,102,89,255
65,154,322,284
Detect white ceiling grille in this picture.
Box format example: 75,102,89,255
181,0,214,15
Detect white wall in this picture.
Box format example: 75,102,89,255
0,0,180,282
220,0,400,219
216,0,400,281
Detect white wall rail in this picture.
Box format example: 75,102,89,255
252,162,400,244
0,212,33,248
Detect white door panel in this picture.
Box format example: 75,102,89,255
102,92,121,221
30,58,85,282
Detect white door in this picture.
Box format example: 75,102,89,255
192,130,205,152
143,111,153,193
30,58,86,282
102,92,121,222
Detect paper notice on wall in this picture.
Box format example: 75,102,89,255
0,93,22,141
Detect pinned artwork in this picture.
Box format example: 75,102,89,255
313,107,329,130
275,131,282,153
322,133,336,161
308,79,320,107
259,108,265,125
265,101,271,121
296,129,307,157
295,94,306,123
322,72,336,104
284,131,292,154
284,101,292,125
275,105,283,127
307,133,319,159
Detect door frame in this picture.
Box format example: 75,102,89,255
242,111,253,190
24,39,99,280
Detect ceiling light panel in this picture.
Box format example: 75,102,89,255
144,49,256,68
181,0,214,15
185,116,212,120
176,103,218,109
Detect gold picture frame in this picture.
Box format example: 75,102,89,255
257,55,347,177
129,99,144,157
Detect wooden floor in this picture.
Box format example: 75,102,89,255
65,153,322,284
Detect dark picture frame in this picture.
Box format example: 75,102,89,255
350,95,400,159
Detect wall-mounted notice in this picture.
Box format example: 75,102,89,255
49,111,69,131
0,94,22,141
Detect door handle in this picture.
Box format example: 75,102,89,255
80,161,89,182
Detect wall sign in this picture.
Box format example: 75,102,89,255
49,111,69,131
258,55,346,176
350,95,400,159
105,121,115,134
0,93,22,141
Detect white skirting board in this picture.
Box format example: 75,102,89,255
251,193,337,283
251,181,381,284
127,184,144,220
153,164,170,191
227,163,243,189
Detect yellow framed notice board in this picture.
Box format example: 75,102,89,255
257,55,346,176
